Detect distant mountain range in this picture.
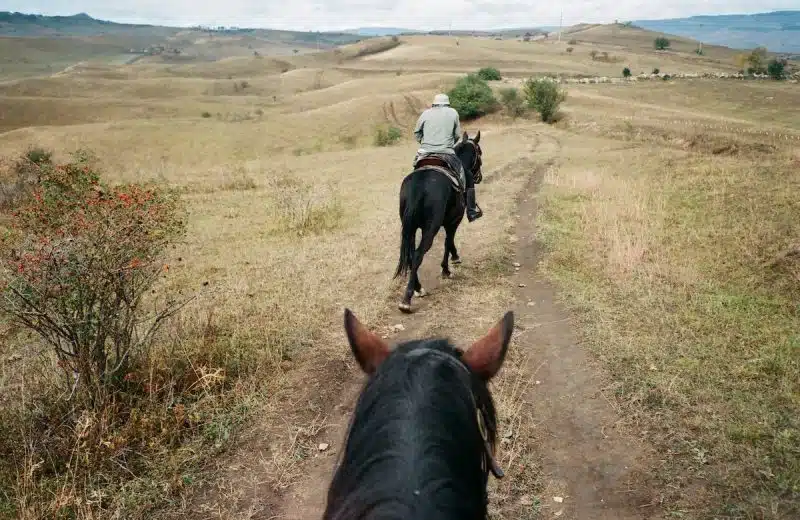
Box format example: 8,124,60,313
346,11,800,53
632,10,800,53
2,10,798,53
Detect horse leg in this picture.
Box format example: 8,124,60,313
441,223,459,277
399,224,437,312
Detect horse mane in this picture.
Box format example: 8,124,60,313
322,338,497,520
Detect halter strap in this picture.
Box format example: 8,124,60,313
404,348,504,479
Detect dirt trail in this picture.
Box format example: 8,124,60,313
268,131,659,520
508,135,658,518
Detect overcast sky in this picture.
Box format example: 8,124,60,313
4,1,797,31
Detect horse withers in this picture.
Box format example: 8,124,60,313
322,308,514,520
394,131,483,313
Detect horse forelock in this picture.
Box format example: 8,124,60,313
323,338,495,520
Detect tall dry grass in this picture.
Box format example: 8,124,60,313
538,137,799,517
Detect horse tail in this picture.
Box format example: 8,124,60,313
394,181,419,279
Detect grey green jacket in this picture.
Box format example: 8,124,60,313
413,105,462,154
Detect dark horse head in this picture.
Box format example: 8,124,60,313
394,131,483,313
322,308,514,520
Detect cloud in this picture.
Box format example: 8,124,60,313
6,0,798,31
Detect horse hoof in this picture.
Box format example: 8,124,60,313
414,288,427,298
441,271,453,279
398,302,413,313
452,257,462,265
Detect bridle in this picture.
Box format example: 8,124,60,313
405,347,504,480
459,139,484,184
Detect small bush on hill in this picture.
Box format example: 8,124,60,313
654,37,670,50
476,67,502,81
499,87,526,118
374,125,403,147
523,78,566,123
201,111,212,118
0,147,52,211
622,67,632,78
448,74,499,120
652,67,660,74
566,47,574,54
568,39,578,45
767,59,787,80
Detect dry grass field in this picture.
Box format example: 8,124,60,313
0,28,798,520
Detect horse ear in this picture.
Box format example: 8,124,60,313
344,309,390,374
473,130,481,144
462,312,514,380
462,131,469,143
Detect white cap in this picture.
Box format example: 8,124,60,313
432,93,450,106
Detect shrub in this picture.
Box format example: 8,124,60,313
652,67,660,74
268,175,344,235
523,78,566,123
374,125,403,147
740,47,768,75
622,67,632,78
0,151,186,408
476,67,502,81
566,47,574,54
499,87,526,118
0,147,53,211
448,74,498,120
654,37,670,50
767,59,786,80
201,111,212,118
568,39,578,45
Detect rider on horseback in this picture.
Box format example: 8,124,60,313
412,93,483,222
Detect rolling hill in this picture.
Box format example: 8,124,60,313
633,10,800,53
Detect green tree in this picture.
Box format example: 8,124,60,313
499,87,526,118
523,78,566,123
448,74,499,120
476,67,502,81
767,59,786,80
654,37,670,50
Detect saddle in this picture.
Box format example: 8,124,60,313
412,154,464,192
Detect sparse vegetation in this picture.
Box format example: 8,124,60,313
268,174,344,235
566,47,573,54
652,67,660,74
539,144,800,519
476,67,502,81
374,125,403,147
654,36,670,50
523,78,566,123
201,111,212,118
568,39,578,45
498,87,526,118
622,67,632,77
448,74,499,120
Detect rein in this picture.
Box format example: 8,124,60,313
404,347,504,480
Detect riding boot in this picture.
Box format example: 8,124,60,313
466,188,483,222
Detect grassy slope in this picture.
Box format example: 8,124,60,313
539,81,799,517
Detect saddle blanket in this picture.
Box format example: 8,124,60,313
412,150,465,192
